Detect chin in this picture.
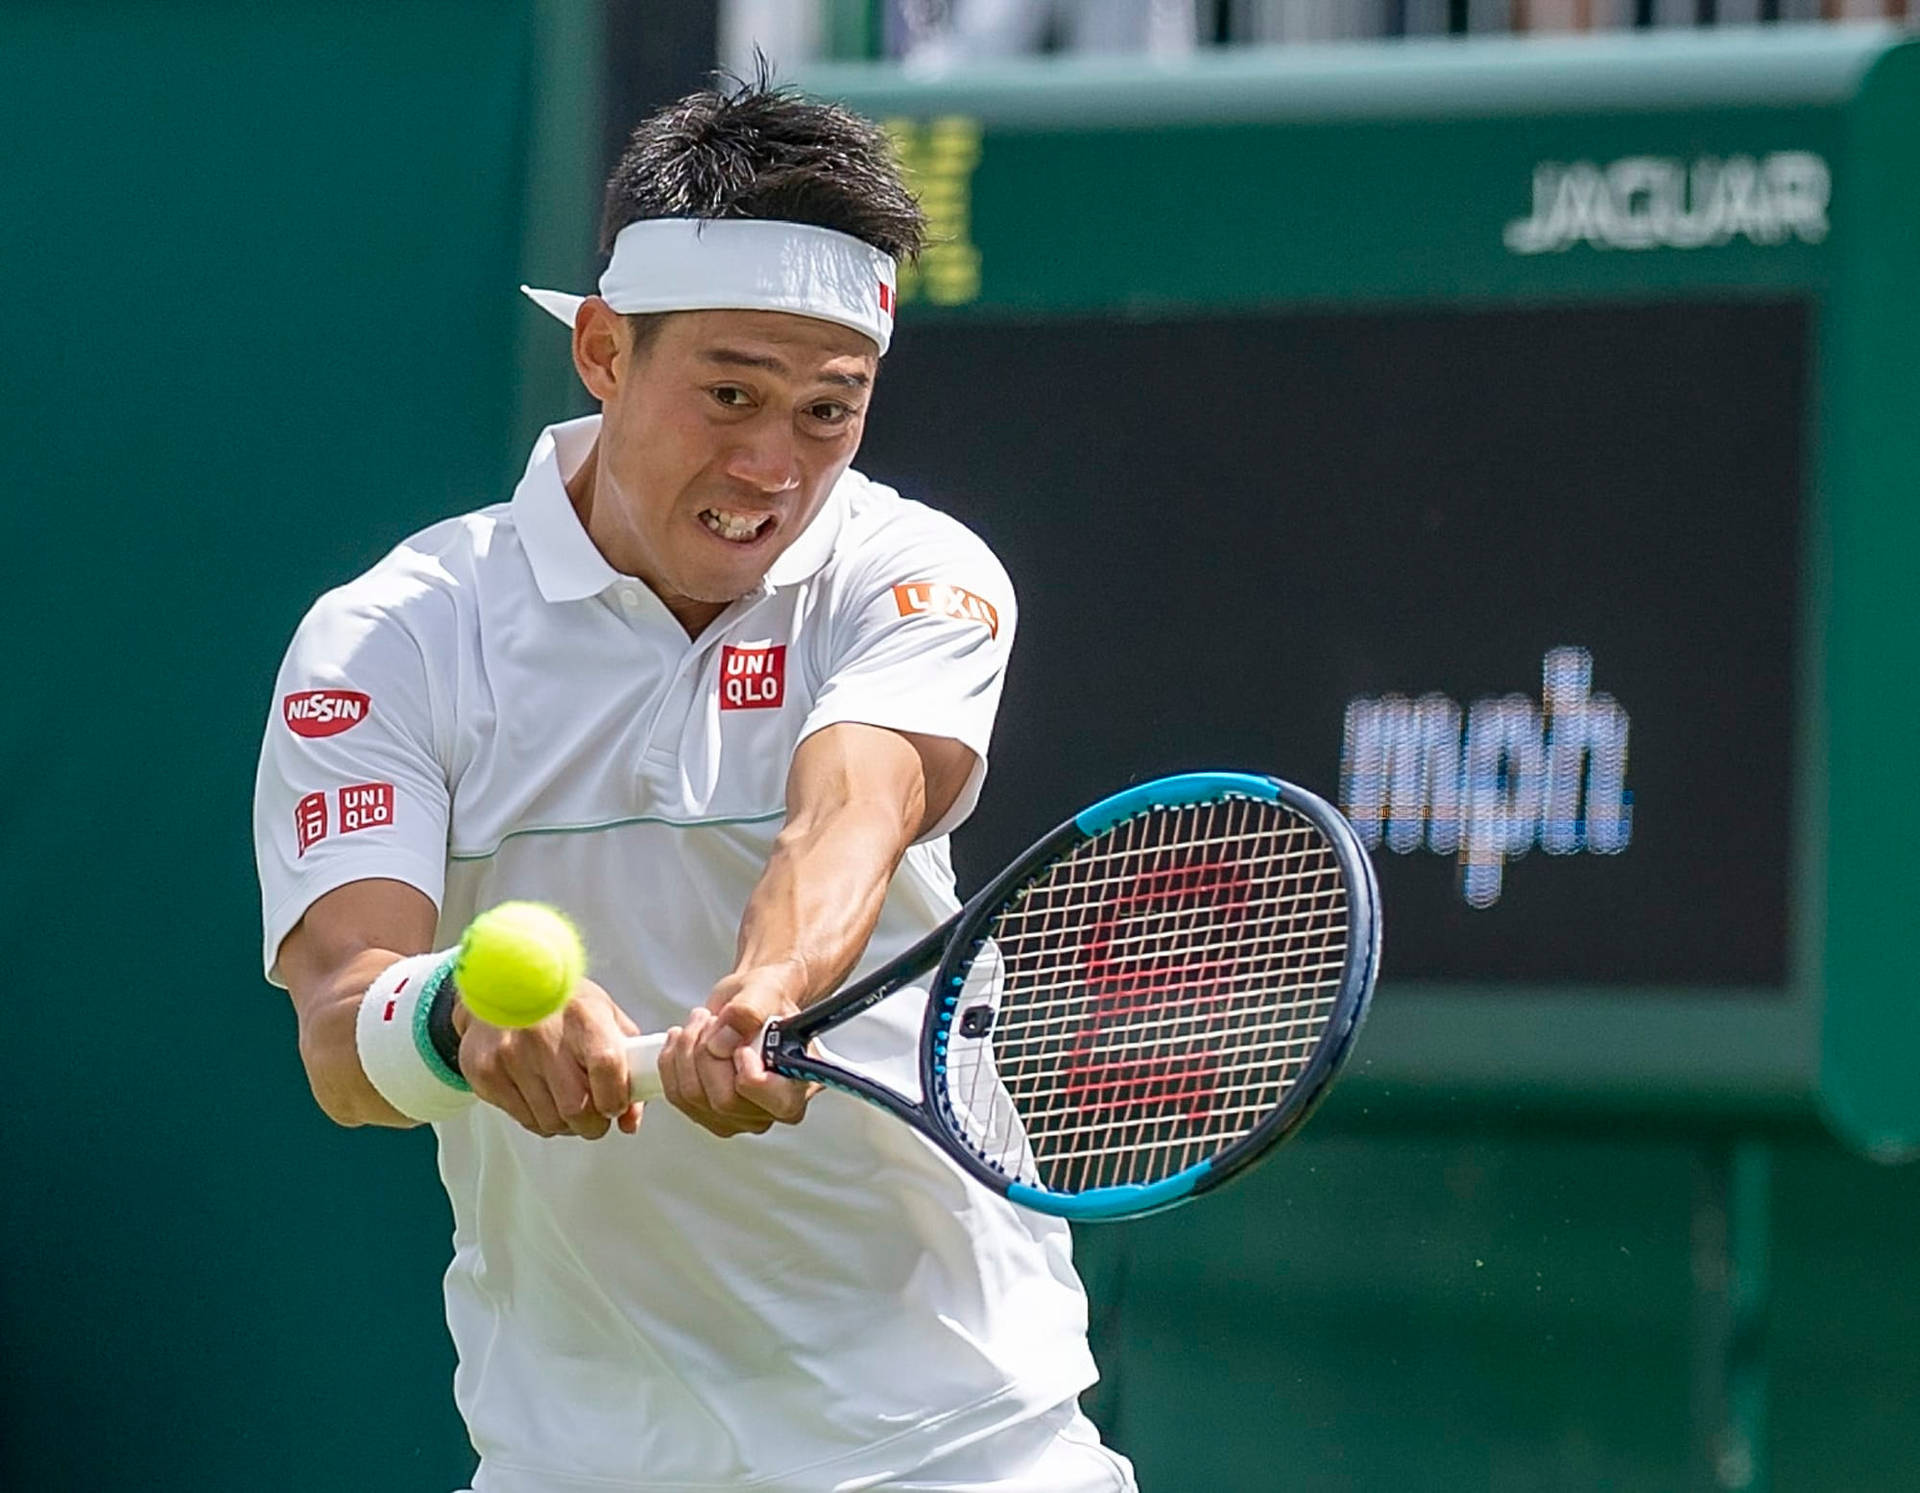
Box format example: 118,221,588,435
679,573,763,606
677,551,784,605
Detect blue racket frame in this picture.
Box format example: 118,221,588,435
759,772,1381,1222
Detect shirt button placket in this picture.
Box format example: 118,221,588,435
644,644,700,759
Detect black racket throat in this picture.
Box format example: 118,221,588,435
771,917,953,1051
762,812,1085,1075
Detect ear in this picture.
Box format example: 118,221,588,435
570,296,625,403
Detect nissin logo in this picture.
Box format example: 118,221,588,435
1339,648,1632,908
283,690,371,738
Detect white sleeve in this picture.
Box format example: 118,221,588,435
800,517,1018,841
253,586,451,985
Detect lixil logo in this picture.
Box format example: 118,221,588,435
891,581,999,637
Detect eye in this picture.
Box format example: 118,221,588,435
710,385,752,409
804,400,855,427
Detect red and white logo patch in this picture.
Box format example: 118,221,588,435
878,280,895,316
294,792,328,856
283,690,371,738
719,644,786,711
891,581,1000,638
339,781,395,833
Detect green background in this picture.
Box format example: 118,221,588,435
1,3,545,1486
6,8,1919,1490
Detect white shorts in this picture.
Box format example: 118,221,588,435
451,1403,1137,1493
841,1402,1137,1493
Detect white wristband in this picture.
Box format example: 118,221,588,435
354,952,474,1123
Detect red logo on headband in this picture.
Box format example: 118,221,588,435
879,281,895,315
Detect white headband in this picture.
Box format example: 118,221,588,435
521,217,897,354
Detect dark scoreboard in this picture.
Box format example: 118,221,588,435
862,300,1804,989
803,30,1920,1153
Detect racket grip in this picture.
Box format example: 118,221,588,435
620,1025,781,1105
623,1032,669,1104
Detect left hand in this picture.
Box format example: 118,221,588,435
657,963,821,1137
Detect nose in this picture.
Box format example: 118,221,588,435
722,412,801,497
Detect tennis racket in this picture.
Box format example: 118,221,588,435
622,772,1379,1221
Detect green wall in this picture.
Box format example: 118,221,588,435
1080,1131,1920,1492
7,11,1920,1492
2,5,538,1488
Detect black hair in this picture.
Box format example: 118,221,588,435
600,63,926,263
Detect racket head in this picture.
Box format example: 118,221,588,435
922,772,1379,1221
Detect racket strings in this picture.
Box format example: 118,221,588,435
942,796,1349,1194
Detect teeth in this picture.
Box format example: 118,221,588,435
700,509,769,542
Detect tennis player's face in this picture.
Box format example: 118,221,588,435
581,306,876,621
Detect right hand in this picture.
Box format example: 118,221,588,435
457,977,644,1139
655,963,818,1139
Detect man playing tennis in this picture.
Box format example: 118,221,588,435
254,76,1136,1492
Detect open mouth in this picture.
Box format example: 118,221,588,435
698,508,776,545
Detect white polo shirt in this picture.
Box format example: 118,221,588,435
254,417,1097,1492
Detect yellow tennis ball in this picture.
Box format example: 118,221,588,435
453,901,585,1029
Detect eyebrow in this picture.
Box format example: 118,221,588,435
698,347,871,390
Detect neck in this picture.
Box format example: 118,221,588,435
565,436,728,639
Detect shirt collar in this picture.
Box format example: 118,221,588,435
510,414,850,604
764,472,849,589
511,416,621,603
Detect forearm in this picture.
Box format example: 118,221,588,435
672,725,971,1133
278,878,443,1129
733,785,921,1005
295,948,421,1128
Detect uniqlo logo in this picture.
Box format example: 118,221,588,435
891,581,1000,638
294,792,328,856
339,781,395,833
878,280,895,315
719,644,786,710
